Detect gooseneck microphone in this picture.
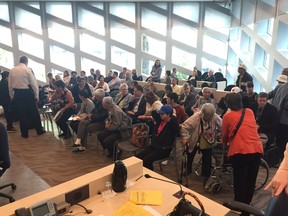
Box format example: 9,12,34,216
144,174,183,199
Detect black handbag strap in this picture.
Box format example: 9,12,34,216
232,108,246,139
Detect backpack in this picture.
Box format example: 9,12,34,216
112,160,127,193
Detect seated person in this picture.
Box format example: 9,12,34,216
69,90,95,135
136,105,179,170
161,84,173,105
71,89,108,153
167,92,188,125
95,75,110,92
192,87,216,113
71,76,93,104
251,92,279,149
171,77,182,95
164,70,172,85
97,97,132,158
204,69,216,83
143,77,157,93
108,71,121,92
246,81,258,106
114,83,132,112
50,80,75,139
104,70,113,83
178,82,196,117
127,85,146,124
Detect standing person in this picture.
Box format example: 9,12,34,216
0,71,15,132
235,63,253,92
8,56,46,138
149,59,162,83
222,93,263,214
68,71,78,89
63,70,71,87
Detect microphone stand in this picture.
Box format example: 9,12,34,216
144,174,183,199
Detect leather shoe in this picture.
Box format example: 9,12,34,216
21,134,28,138
70,144,81,148
58,133,65,137
37,129,46,136
63,134,72,139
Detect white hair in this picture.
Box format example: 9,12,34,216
201,103,216,117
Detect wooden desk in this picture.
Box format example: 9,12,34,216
0,157,231,216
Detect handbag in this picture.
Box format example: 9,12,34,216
129,124,148,147
168,192,209,216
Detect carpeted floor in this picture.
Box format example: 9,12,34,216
1,117,277,213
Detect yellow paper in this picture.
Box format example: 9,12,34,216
129,190,162,206
112,201,153,216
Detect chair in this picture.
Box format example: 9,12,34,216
214,72,224,82
154,136,180,181
0,123,16,203
113,123,150,161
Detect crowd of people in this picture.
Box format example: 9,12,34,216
1,56,288,212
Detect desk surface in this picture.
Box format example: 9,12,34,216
0,157,231,216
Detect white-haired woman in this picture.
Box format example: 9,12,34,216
114,83,131,111
181,103,222,183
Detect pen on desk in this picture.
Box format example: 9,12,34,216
135,175,143,181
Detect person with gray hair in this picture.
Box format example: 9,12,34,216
114,83,131,111
97,96,132,158
181,103,222,183
192,87,216,113
71,88,108,153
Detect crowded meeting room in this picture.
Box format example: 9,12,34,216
0,0,288,216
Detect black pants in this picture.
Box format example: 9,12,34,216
200,148,212,178
230,153,261,208
97,129,121,156
136,146,172,170
187,145,198,173
14,89,43,137
56,108,74,136
69,120,79,134
2,103,14,130
276,124,288,160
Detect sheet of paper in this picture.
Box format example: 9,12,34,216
129,190,162,206
112,201,153,216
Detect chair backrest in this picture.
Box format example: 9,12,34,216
0,123,10,176
214,72,224,82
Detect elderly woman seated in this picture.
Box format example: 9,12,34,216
114,83,132,112
136,105,179,170
181,103,222,183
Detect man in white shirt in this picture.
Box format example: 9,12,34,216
8,56,45,138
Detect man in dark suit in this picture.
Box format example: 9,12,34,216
178,82,196,116
251,92,279,149
127,85,146,124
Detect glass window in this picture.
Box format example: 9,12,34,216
89,3,104,10
48,21,74,47
141,35,166,59
0,2,10,22
201,58,226,77
111,46,135,70
141,58,165,77
263,52,270,69
78,8,105,36
204,7,230,35
51,69,64,78
80,33,105,59
25,2,40,9
0,48,13,69
203,35,227,59
173,3,199,23
267,18,274,36
15,8,42,34
110,3,135,23
141,8,167,36
50,46,75,70
172,47,196,70
151,3,167,10
110,21,135,48
81,58,106,75
46,2,72,23
28,59,46,82
0,25,12,47
18,33,44,58
172,22,197,47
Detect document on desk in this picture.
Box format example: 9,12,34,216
112,201,153,216
129,190,162,205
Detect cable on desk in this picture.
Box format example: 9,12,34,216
68,203,92,214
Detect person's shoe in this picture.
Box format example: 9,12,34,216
70,144,81,148
58,133,65,137
7,127,16,133
73,148,86,153
21,134,28,138
37,129,46,135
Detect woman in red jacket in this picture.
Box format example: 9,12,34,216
222,93,263,215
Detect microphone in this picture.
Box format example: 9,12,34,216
144,174,183,199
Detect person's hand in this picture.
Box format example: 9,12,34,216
265,169,288,197
181,138,189,146
35,98,39,104
105,120,111,128
192,108,200,113
127,111,134,115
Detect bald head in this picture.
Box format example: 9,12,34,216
102,96,114,110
